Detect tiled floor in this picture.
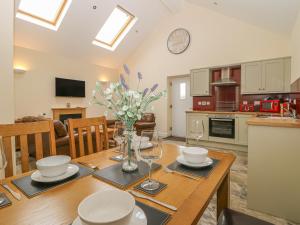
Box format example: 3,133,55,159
163,140,298,225
16,141,298,225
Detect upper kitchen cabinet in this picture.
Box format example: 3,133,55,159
190,68,211,96
241,61,262,93
241,57,291,94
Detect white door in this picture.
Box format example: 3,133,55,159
171,77,193,137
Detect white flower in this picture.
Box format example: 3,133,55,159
106,95,112,100
127,111,134,117
104,88,112,95
133,92,140,99
136,101,141,107
92,90,96,97
137,114,142,120
122,105,129,111
109,83,116,90
117,111,125,116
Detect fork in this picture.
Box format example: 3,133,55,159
1,183,21,201
164,166,199,180
77,161,99,170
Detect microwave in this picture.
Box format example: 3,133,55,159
260,100,280,113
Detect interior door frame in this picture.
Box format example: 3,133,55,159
167,74,191,137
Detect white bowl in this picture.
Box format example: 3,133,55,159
182,147,208,164
36,155,71,177
78,189,135,225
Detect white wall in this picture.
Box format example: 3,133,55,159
0,1,15,124
291,10,300,83
0,1,15,177
125,2,291,134
14,46,119,119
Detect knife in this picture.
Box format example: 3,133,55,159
128,190,177,211
1,183,21,201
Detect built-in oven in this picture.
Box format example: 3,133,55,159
209,116,235,139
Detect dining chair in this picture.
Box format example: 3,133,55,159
0,120,57,177
217,208,274,225
67,116,109,159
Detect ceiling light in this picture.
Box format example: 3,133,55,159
16,0,72,31
92,5,137,51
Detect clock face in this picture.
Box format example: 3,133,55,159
167,28,190,54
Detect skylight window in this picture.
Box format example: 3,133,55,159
92,6,137,51
16,0,72,31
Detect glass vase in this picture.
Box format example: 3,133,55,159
122,128,138,172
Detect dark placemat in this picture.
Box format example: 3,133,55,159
0,193,12,208
93,161,161,189
12,163,93,198
136,200,171,225
167,158,220,178
134,181,167,196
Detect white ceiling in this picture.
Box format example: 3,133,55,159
187,0,300,34
14,0,169,69
15,0,300,69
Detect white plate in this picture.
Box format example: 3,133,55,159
72,205,147,225
31,164,79,183
176,155,213,168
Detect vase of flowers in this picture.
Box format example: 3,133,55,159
91,65,166,172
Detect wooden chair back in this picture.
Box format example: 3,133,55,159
0,120,57,177
67,116,108,159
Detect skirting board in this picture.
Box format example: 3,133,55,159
186,139,248,152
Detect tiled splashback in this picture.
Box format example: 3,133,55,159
193,67,240,111
194,92,300,113
193,68,300,113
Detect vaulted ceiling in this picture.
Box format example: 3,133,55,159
14,0,300,69
14,0,169,69
187,0,300,34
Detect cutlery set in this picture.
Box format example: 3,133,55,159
1,183,21,201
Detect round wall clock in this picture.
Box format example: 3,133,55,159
167,28,190,54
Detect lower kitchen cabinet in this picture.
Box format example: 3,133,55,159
186,113,209,141
235,115,252,145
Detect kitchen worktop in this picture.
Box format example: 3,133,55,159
247,117,300,128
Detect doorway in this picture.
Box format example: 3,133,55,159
167,75,192,139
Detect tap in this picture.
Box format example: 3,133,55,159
281,104,297,119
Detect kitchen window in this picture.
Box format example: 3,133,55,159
180,82,186,100
16,0,72,31
92,5,137,51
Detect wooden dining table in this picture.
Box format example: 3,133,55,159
0,143,235,225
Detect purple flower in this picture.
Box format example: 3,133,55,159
123,64,130,75
150,83,158,92
137,72,143,80
142,88,149,97
120,74,128,90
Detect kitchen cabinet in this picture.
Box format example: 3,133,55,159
241,62,262,94
235,115,252,145
241,57,291,94
248,124,300,223
186,113,209,141
190,69,211,96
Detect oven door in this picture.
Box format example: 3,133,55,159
209,117,235,139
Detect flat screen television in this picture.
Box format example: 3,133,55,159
55,77,85,97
